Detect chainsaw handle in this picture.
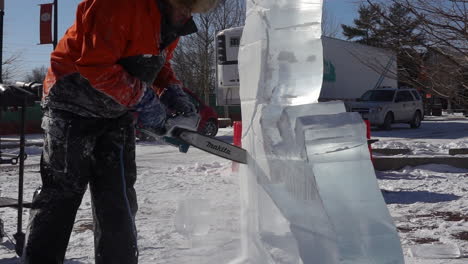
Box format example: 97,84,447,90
164,112,200,136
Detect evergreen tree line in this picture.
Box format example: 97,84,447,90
342,0,467,107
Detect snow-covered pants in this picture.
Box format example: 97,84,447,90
22,109,138,264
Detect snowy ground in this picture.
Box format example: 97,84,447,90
371,116,468,263
1,115,468,263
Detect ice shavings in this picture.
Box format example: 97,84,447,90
408,243,462,259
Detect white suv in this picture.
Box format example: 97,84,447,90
349,88,424,130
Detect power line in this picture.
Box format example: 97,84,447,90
3,42,53,46
2,50,51,54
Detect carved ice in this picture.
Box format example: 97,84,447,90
234,0,405,263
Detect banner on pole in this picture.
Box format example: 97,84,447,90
39,3,53,44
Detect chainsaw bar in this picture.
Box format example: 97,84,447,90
174,128,248,164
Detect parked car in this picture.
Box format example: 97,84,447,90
136,88,219,141
182,88,219,137
349,88,424,130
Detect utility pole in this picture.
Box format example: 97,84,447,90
0,0,4,83
53,0,58,48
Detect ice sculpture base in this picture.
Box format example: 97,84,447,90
237,102,404,264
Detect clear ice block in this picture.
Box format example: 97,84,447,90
236,0,405,263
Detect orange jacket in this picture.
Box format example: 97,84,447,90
43,0,181,107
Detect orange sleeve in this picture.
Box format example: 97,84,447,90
153,40,182,94
75,0,144,107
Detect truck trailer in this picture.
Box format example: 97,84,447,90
216,27,398,106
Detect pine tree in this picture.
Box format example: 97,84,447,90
379,3,424,87
342,2,423,88
341,4,384,47
379,3,423,49
341,3,422,50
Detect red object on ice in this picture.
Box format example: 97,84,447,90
233,121,242,147
364,120,374,163
232,121,242,172
365,119,371,139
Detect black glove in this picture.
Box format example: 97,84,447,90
159,85,196,115
133,86,167,134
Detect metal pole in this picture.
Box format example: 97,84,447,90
53,0,57,48
0,0,5,83
17,101,25,237
14,98,26,256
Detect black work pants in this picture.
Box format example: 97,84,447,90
22,109,138,264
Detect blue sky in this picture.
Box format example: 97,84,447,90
4,0,358,81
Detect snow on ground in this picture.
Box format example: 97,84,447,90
1,115,468,263
1,129,240,264
372,115,468,155
371,116,468,263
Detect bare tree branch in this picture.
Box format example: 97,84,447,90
363,0,467,106
24,66,48,83
2,51,24,84
322,1,341,38
172,0,245,103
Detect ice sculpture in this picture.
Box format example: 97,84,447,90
235,0,405,263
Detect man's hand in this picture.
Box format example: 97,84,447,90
133,86,167,135
159,85,196,116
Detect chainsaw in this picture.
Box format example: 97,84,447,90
139,113,247,164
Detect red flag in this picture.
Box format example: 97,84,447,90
39,3,53,44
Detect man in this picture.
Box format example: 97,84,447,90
22,0,218,263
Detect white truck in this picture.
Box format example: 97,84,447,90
216,27,398,106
